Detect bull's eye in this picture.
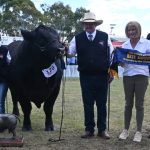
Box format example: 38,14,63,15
51,40,56,44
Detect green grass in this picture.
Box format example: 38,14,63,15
1,78,150,150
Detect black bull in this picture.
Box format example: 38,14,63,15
6,25,65,131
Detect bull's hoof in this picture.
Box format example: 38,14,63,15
22,126,33,131
0,129,4,132
45,126,54,131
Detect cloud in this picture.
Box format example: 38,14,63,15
31,0,150,37
86,0,150,37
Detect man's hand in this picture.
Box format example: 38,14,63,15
0,54,3,59
119,62,125,67
108,74,114,84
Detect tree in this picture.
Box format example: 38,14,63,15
41,2,89,42
42,2,74,42
0,0,43,36
0,1,89,38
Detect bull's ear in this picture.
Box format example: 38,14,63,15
21,30,34,41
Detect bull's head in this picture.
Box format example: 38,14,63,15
21,24,65,62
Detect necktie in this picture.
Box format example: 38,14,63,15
88,34,93,41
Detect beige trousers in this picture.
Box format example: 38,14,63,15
123,75,148,131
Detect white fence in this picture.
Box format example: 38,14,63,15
0,36,124,77
64,65,124,77
0,36,23,45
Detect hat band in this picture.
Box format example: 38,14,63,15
84,19,96,21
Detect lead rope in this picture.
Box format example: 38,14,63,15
58,69,66,140
5,94,8,113
107,46,111,132
49,66,66,142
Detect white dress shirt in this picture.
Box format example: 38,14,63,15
122,38,150,76
68,30,114,56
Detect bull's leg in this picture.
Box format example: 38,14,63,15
19,101,32,131
10,92,20,116
44,99,55,131
44,85,61,131
12,101,20,116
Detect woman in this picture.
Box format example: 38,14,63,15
119,21,150,142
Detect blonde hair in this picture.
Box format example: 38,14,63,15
125,21,141,38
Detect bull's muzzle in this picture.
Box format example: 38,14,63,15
58,47,66,56
59,47,65,51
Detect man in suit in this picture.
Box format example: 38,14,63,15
68,12,113,139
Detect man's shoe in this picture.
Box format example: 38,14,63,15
119,129,129,140
81,131,94,138
97,130,110,139
133,131,142,142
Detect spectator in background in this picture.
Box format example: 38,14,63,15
67,57,77,77
146,33,150,40
0,45,9,113
119,21,150,142
146,33,150,74
67,57,76,65
147,33,150,139
68,12,113,139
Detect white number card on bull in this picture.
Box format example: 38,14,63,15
42,63,57,78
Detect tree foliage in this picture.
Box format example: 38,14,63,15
41,2,74,42
41,2,89,42
0,0,43,35
0,1,89,39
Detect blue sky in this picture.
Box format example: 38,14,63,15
31,0,150,38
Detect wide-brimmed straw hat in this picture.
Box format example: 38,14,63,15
80,12,103,26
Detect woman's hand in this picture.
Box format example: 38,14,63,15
119,62,125,67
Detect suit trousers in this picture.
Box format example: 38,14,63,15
79,72,108,133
